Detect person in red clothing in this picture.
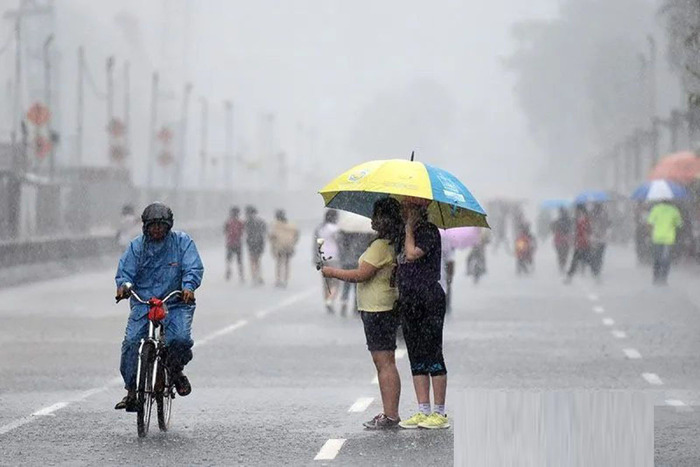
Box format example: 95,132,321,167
224,206,245,282
564,205,592,284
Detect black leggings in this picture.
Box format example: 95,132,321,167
398,284,447,376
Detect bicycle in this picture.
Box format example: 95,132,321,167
117,283,182,438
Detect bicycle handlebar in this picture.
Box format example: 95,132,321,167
116,282,182,304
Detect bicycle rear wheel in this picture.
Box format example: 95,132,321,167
136,343,155,438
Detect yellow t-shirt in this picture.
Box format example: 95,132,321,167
357,239,398,312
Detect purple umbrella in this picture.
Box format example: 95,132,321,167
440,227,482,250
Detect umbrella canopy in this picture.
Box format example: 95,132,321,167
439,227,481,249
319,159,488,229
648,151,700,185
574,190,610,205
631,179,688,202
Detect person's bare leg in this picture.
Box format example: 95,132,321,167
237,252,245,282
412,374,431,405
371,351,401,419
283,255,290,286
432,374,447,406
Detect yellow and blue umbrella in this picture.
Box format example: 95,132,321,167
319,159,488,228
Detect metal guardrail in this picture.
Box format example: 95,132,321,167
0,221,222,269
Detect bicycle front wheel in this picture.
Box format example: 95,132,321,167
136,343,155,438
156,363,173,432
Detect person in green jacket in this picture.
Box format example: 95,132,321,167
647,201,683,285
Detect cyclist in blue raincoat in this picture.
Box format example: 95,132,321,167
114,203,204,411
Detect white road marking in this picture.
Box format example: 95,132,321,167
371,375,378,385
0,288,315,437
611,330,627,339
314,439,346,461
32,402,69,417
348,397,374,413
395,348,407,359
588,293,599,302
195,320,248,346
602,318,615,326
623,348,642,359
593,306,605,314
642,373,664,385
665,399,687,408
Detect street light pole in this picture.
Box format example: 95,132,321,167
76,46,84,166
147,72,159,190
43,34,54,180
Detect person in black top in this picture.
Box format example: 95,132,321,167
396,197,449,430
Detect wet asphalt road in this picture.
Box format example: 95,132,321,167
1,234,700,465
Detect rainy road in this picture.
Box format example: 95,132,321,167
2,234,700,465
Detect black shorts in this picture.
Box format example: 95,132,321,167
226,245,242,261
360,309,400,352
398,283,447,376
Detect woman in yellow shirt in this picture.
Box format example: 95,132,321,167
321,198,404,429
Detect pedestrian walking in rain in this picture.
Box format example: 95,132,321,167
515,221,536,275
550,207,572,273
224,206,245,283
116,204,139,249
397,197,450,430
244,206,267,285
314,210,341,312
648,201,683,285
321,198,404,429
564,205,592,284
269,209,300,288
590,204,611,281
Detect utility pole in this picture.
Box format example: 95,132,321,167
198,97,208,190
175,82,192,191
106,56,114,165
43,34,54,180
147,72,159,189
647,35,657,123
76,46,85,166
123,61,130,165
224,100,233,191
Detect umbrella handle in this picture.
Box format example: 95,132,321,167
317,245,332,294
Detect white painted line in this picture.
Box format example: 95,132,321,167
602,318,615,326
195,319,248,346
395,348,407,359
593,306,605,314
611,330,627,339
665,399,687,408
623,348,642,359
0,288,316,437
642,373,664,386
348,397,374,413
588,293,599,302
371,375,378,385
32,402,69,417
315,438,346,461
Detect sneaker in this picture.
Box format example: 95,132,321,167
114,390,137,412
399,412,428,429
363,413,400,430
418,412,450,429
174,372,191,396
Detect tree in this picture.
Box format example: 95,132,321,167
506,0,656,184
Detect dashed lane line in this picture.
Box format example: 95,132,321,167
348,397,374,413
611,330,627,339
314,439,346,461
593,306,605,314
623,348,642,359
588,293,599,302
0,288,315,437
602,318,615,326
642,373,664,386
